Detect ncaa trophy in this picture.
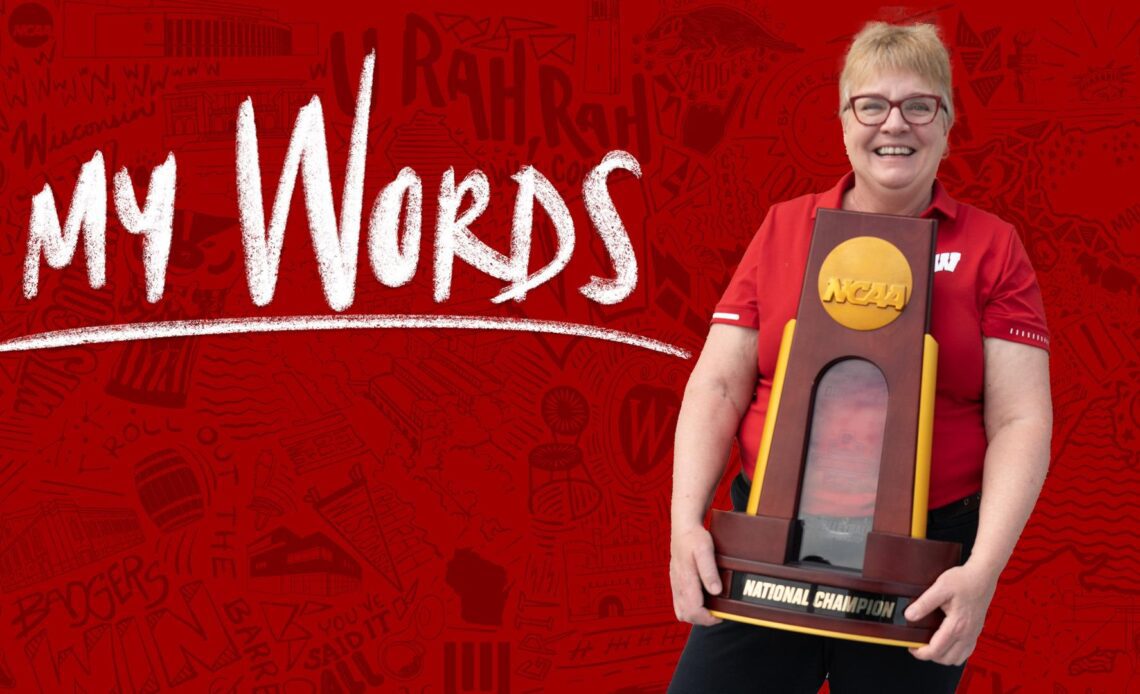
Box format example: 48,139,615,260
705,208,961,647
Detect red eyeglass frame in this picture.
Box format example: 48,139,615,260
845,94,947,126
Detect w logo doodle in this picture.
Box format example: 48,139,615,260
620,384,681,476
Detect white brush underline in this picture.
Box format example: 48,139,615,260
0,314,692,359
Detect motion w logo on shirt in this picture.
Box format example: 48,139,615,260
934,252,962,273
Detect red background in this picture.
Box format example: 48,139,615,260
0,1,1137,692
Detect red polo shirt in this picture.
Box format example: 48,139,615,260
712,173,1049,509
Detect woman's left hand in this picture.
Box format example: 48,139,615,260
904,562,999,666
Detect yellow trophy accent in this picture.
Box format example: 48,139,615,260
911,334,939,538
746,319,796,515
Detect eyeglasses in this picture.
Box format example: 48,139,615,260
846,94,946,126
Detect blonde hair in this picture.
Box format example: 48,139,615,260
839,22,953,127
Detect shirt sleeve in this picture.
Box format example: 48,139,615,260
980,226,1050,351
710,209,772,329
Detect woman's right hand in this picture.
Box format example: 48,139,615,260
669,524,724,626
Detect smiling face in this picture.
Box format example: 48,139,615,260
842,70,949,208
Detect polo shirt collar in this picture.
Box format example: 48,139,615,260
811,171,959,220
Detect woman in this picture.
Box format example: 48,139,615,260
668,22,1052,694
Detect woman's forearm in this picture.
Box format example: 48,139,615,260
671,380,750,531
670,325,759,532
968,416,1052,581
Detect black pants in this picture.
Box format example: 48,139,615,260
668,474,980,694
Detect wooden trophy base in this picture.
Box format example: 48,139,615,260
706,509,961,647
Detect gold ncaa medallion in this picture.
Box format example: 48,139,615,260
817,236,913,330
